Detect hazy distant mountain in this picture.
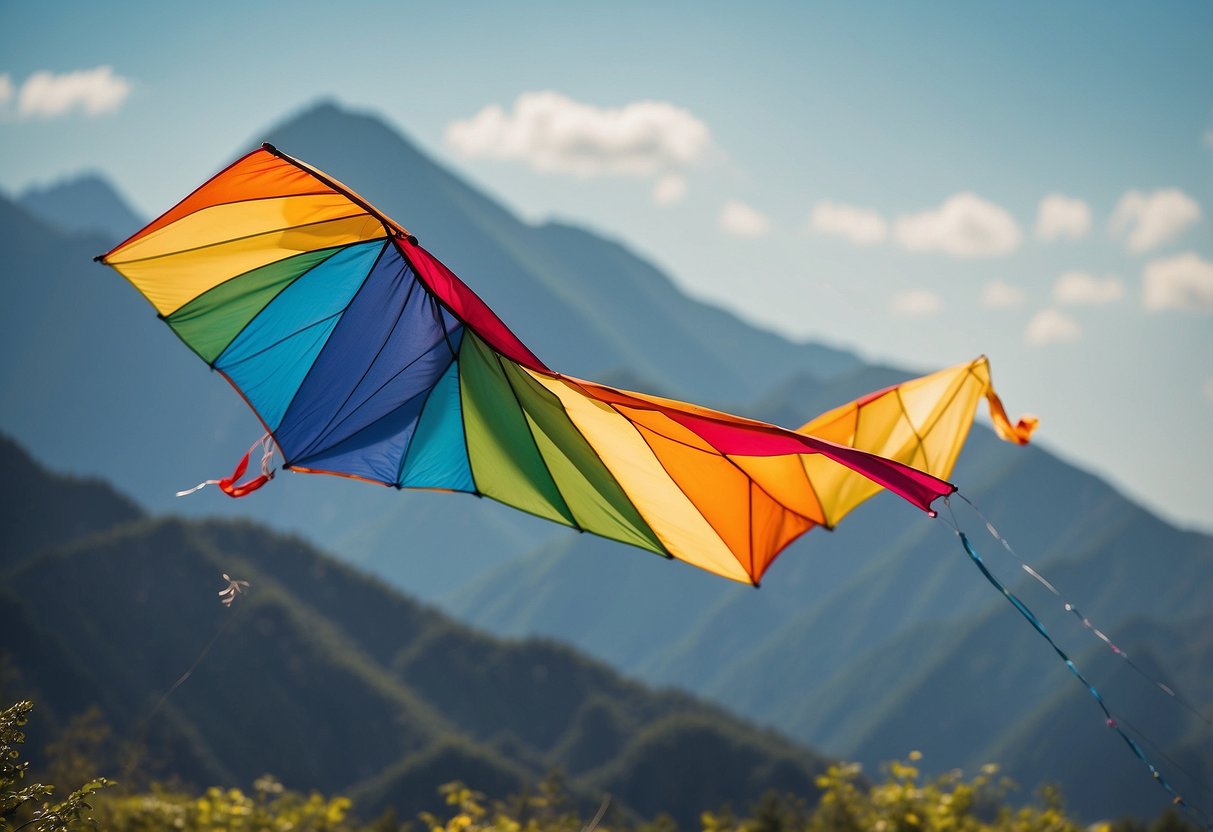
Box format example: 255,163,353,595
18,173,144,245
0,437,143,570
0,434,832,826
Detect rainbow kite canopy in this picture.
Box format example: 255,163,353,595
98,144,1034,585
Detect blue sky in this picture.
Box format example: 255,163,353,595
2,0,1211,529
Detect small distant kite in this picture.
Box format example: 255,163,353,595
218,574,249,607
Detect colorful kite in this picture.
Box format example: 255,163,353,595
95,143,1033,586
98,145,1207,818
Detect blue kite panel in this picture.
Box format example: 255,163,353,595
290,358,446,484
276,242,462,475
399,356,475,492
216,241,387,431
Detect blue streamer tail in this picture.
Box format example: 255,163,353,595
956,530,1197,817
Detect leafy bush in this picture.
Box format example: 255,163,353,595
0,701,110,832
6,700,1201,832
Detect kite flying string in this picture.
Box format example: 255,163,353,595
937,497,1211,829
121,577,249,783
952,492,1213,733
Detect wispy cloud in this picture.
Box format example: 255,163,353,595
651,173,687,206
893,193,1021,258
15,66,130,118
1110,188,1201,253
1203,129,1213,150
981,279,1026,309
890,289,943,318
1026,308,1081,346
1035,193,1091,241
0,74,12,110
1143,252,1213,313
807,200,887,245
718,200,772,238
445,91,712,179
1053,271,1124,306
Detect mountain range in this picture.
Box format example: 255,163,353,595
0,434,833,826
2,99,1209,822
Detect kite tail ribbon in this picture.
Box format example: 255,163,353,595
985,385,1037,446
953,529,1194,815
176,435,276,498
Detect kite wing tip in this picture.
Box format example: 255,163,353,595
261,141,278,153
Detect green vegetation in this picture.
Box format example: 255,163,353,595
4,700,1200,832
1,701,110,832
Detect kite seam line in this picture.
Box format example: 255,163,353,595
395,335,460,487
291,255,420,460
271,240,393,461
123,191,351,252
429,291,460,362
298,287,466,463
489,346,581,531
292,356,451,477
175,243,350,365
99,145,273,259
217,308,345,371
531,374,668,557
569,380,822,534
107,212,378,269
617,407,745,581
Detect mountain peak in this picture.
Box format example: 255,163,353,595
18,173,145,247
258,98,429,163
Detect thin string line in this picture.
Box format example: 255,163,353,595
121,598,244,784
954,492,1213,733
937,500,1209,829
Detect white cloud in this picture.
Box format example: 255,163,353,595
890,289,943,318
17,66,130,118
1110,188,1202,253
445,91,712,179
1035,193,1091,241
718,200,772,238
651,173,687,206
0,74,12,110
1052,271,1124,305
893,193,1022,258
1026,308,1081,346
981,279,1026,308
807,201,887,245
1142,252,1213,313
